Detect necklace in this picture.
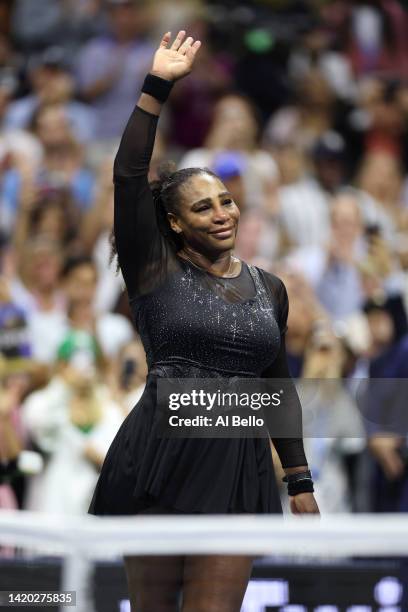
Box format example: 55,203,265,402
222,255,240,278
179,252,240,278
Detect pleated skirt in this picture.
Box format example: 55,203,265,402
88,373,282,516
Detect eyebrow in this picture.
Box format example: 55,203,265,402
191,192,232,208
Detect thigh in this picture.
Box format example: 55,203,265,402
124,554,184,612
124,503,185,611
181,554,254,612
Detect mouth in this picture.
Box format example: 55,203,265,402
208,226,235,240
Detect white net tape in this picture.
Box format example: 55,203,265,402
0,511,408,558
1,512,407,612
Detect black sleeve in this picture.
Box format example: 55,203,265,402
113,105,173,299
261,274,308,468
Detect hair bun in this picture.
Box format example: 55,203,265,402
157,160,177,184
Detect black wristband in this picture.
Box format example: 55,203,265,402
141,73,174,103
282,469,314,496
282,469,312,484
287,479,314,496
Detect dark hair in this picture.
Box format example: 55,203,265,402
29,188,79,246
61,254,96,279
110,163,219,270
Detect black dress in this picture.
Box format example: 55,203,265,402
88,106,307,516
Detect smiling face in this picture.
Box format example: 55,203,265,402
168,173,240,256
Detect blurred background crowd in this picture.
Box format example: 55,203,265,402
1,0,408,538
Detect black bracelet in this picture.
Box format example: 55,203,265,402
282,469,314,496
141,73,174,103
282,469,312,483
287,479,314,496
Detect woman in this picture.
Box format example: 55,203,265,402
89,31,319,612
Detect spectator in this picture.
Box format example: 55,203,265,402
264,68,337,155
180,93,279,212
285,191,401,322
13,188,80,254
273,272,365,513
0,71,18,131
76,0,154,140
5,46,96,143
10,236,64,320
274,131,348,252
12,0,68,51
22,331,123,514
358,151,405,228
168,16,233,149
0,131,43,236
300,324,365,513
219,151,281,268
364,299,408,512
28,255,134,365
335,0,408,79
80,155,125,312
0,32,22,101
3,103,94,241
280,270,328,378
288,22,356,102
30,103,95,210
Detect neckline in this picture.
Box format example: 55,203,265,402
178,254,244,280
183,257,259,304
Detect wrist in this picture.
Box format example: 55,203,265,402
283,469,312,483
149,70,173,82
282,469,314,496
141,73,174,103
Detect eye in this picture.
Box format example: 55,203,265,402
222,199,233,206
196,204,210,212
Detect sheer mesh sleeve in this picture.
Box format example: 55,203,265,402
261,273,308,469
113,105,176,299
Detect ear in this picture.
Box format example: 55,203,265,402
167,212,183,234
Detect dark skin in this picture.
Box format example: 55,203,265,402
171,174,241,277
139,31,319,512
124,31,319,612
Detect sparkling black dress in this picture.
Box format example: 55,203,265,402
88,106,307,516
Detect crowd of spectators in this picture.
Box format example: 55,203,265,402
1,0,408,532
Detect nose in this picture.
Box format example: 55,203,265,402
212,204,229,224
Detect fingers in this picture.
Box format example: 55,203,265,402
170,30,186,51
179,35,194,55
159,31,171,48
186,40,201,61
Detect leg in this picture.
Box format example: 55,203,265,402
181,554,254,612
123,503,184,611
124,554,184,612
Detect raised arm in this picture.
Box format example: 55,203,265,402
113,31,201,298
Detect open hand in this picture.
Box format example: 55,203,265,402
150,31,201,82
